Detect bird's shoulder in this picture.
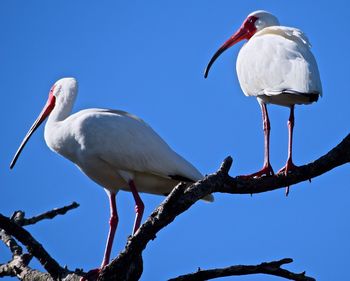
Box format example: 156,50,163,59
63,108,156,151
73,108,147,124
252,26,311,48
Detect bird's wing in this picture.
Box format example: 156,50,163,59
73,109,203,182
256,26,311,47
236,26,322,97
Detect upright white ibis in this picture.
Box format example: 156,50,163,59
10,78,213,278
204,10,322,194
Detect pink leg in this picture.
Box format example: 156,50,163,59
81,192,118,281
278,105,298,195
129,180,144,234
101,192,118,267
241,102,274,178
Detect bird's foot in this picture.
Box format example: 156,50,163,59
80,268,101,281
278,159,298,196
239,163,274,179
277,159,298,175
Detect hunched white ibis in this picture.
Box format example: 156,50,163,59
10,77,213,278
204,10,322,194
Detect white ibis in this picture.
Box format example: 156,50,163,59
204,10,322,194
10,77,213,278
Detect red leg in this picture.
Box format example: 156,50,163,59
278,105,298,195
101,192,118,267
129,180,144,234
81,192,118,281
240,102,274,178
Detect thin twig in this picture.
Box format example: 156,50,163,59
11,202,79,226
168,258,315,281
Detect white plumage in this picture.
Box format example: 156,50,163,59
45,107,203,195
237,26,322,105
204,10,322,194
10,77,212,277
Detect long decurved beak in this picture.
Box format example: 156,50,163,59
10,92,56,169
204,27,248,78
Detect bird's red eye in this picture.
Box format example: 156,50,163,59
49,85,56,96
246,16,257,26
243,16,258,38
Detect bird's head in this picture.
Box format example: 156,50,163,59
10,77,77,169
204,10,279,78
50,77,78,105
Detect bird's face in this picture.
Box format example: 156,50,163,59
9,77,77,169
204,10,279,78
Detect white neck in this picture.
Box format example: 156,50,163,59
44,85,77,150
43,88,77,158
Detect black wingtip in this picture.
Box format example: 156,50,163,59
309,93,319,102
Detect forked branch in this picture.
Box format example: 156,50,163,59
98,133,349,281
1,134,349,281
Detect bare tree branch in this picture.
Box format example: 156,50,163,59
168,258,315,281
0,262,16,278
0,203,82,281
2,134,349,281
0,214,65,279
0,229,23,256
218,133,350,195
0,204,84,281
99,133,350,281
0,254,32,278
11,202,79,227
0,227,30,278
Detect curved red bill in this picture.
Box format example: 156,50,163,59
204,28,249,78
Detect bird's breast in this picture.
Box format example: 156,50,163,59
236,30,322,99
44,120,85,164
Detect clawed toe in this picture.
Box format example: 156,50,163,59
239,164,274,179
278,160,298,196
278,159,298,176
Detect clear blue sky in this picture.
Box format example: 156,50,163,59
1,1,349,280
